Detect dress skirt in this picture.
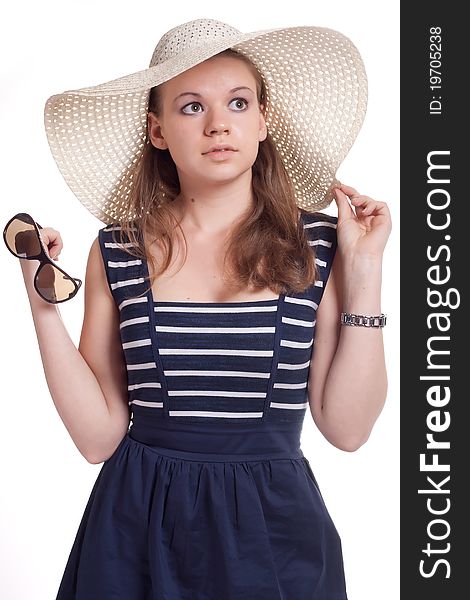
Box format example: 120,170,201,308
55,423,348,599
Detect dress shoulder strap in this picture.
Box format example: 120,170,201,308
300,210,338,307
97,223,148,308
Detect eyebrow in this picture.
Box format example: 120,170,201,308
172,86,254,104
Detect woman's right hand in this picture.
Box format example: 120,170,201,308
14,226,63,262
18,227,64,294
37,227,64,261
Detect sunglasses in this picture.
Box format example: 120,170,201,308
3,212,82,304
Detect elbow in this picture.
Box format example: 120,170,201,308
332,431,371,453
83,434,129,464
336,438,366,453
80,444,105,464
86,454,105,465
82,449,105,464
81,422,131,464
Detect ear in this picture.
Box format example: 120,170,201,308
258,107,267,142
147,112,168,150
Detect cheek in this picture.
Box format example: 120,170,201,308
168,127,187,147
167,134,203,170
246,120,264,154
165,126,195,159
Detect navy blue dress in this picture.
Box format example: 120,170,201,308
55,210,348,599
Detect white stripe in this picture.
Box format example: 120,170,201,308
122,338,152,349
282,316,316,328
277,360,311,370
169,410,263,418
273,382,308,389
108,259,142,268
104,242,136,249
128,382,161,390
155,325,275,334
308,239,332,248
281,338,314,349
284,296,318,311
118,296,148,310
168,390,266,398
315,258,327,267
270,402,309,409
111,277,145,290
129,399,163,407
304,221,337,229
127,362,157,370
120,316,149,329
314,280,324,288
103,226,138,231
154,304,278,313
158,348,273,357
164,369,270,378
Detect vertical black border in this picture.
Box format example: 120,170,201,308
401,4,466,598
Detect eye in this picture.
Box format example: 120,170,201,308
181,102,203,115
180,97,249,115
229,97,248,110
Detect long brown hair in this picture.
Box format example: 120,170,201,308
114,48,320,297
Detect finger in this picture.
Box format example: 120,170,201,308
361,201,387,214
333,187,356,220
351,199,372,214
351,197,385,214
40,231,63,259
50,242,62,260
339,183,360,197
350,195,370,205
360,202,378,215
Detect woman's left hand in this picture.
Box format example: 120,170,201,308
333,183,392,259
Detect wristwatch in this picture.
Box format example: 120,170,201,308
340,312,387,328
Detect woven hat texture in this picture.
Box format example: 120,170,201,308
44,18,368,224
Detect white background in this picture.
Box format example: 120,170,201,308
0,1,399,598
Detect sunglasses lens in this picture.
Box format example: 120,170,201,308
36,263,78,303
5,217,41,258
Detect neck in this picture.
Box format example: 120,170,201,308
172,172,254,237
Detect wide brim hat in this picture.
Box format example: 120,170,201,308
44,18,368,225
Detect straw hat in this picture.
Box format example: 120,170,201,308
44,18,368,225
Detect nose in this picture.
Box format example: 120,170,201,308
204,106,230,136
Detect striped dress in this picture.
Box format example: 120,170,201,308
55,210,348,600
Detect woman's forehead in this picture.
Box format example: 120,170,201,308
162,55,256,95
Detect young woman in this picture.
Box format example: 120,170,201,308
19,18,390,599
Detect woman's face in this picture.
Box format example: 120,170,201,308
147,55,267,188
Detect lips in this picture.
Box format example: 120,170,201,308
203,145,237,154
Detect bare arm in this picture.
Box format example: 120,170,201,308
19,235,130,463
308,249,388,452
